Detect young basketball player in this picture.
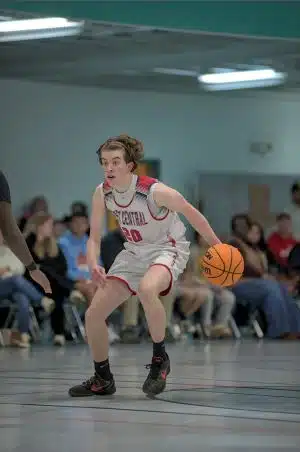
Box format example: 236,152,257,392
69,135,221,398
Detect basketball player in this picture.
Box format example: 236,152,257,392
0,170,51,293
69,135,221,398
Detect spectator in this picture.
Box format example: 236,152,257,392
267,213,297,269
19,195,49,233
26,214,71,345
58,213,97,305
0,229,54,347
230,220,300,339
178,232,235,338
285,181,300,240
53,219,68,240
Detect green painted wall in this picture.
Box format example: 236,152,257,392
1,1,300,39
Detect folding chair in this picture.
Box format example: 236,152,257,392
228,315,241,339
64,301,86,342
0,301,41,344
249,310,264,339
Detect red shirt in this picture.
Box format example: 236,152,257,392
267,232,297,267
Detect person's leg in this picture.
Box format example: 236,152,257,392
0,277,16,299
0,278,31,345
10,291,31,347
3,275,54,312
213,289,235,325
69,278,131,397
137,264,173,396
120,295,140,343
51,296,66,345
210,288,235,337
231,279,291,338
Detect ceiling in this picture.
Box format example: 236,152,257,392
1,9,300,94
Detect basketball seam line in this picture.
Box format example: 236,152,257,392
202,260,243,275
212,245,226,272
220,245,233,286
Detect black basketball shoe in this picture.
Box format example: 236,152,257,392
142,354,170,397
69,373,116,397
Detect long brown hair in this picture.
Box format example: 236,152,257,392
31,213,58,259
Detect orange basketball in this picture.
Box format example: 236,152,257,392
201,243,244,287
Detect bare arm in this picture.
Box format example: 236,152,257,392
0,171,36,269
87,184,106,271
153,183,221,246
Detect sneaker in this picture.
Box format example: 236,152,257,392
41,296,55,314
53,335,65,346
142,354,170,397
12,332,31,348
210,324,232,338
70,290,86,306
69,373,116,397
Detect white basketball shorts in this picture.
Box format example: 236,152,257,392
107,241,190,296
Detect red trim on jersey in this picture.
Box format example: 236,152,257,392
168,235,176,247
136,175,157,194
113,193,135,208
150,264,173,296
147,202,169,221
106,275,136,295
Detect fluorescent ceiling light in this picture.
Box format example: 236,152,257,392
198,68,286,91
198,69,285,85
0,17,84,42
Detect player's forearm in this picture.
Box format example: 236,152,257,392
87,237,101,270
183,204,221,246
0,202,36,268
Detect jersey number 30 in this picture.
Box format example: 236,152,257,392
121,227,142,243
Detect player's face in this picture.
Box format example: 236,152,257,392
247,224,261,245
101,149,133,187
37,218,53,238
278,217,292,236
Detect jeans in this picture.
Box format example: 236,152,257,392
0,275,43,333
231,278,300,338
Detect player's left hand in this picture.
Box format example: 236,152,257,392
91,265,106,287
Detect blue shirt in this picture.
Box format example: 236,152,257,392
58,231,91,281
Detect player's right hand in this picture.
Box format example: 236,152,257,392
29,269,52,294
91,265,106,287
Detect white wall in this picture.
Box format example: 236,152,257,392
1,78,300,220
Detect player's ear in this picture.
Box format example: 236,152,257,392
127,161,134,172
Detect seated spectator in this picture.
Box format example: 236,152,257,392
250,222,279,273
26,214,72,345
19,195,49,233
0,230,54,347
178,232,235,338
58,213,97,305
285,181,300,240
230,220,300,339
53,218,68,239
267,213,297,269
70,201,88,217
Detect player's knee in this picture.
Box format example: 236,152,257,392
138,281,158,305
85,302,105,324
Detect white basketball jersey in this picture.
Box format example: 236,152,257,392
102,174,187,247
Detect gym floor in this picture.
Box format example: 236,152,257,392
1,340,300,452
